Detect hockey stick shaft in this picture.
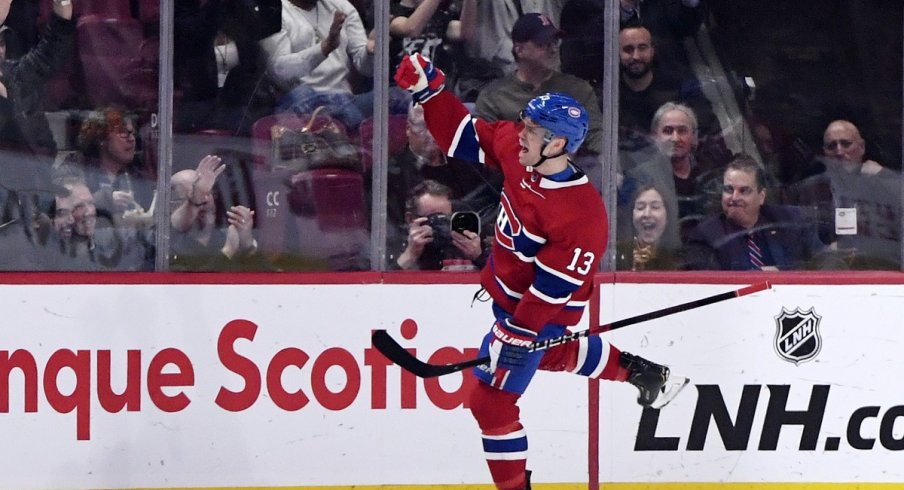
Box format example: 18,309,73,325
372,281,770,378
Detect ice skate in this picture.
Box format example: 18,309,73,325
620,352,690,409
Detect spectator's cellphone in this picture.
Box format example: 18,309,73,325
451,211,480,235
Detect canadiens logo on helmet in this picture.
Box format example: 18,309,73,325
773,307,822,365
567,107,582,118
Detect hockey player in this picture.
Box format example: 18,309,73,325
394,53,689,490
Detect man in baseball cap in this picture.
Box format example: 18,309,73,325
474,11,605,191
510,12,563,45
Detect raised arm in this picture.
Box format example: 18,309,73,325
394,53,506,168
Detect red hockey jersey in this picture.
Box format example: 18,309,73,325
421,91,608,333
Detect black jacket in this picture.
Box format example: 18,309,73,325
0,13,74,157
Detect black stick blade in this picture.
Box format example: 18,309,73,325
371,330,489,378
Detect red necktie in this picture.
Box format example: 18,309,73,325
747,234,764,269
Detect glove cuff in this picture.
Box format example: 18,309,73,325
493,320,537,347
413,84,444,104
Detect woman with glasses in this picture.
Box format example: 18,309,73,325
76,106,155,228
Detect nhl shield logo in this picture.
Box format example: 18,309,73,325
774,307,822,364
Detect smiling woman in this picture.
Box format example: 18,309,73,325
616,182,682,271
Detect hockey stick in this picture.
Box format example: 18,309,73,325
372,281,770,378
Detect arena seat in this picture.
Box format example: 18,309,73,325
77,15,144,107
39,0,131,24
137,0,160,26
81,0,132,17
252,166,369,271
358,114,408,172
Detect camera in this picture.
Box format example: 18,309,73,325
425,211,481,248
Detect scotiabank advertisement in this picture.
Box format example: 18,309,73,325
0,281,588,490
1,278,902,489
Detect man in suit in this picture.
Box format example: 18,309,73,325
684,153,827,270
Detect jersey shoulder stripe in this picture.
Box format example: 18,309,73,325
528,285,572,305
449,115,484,163
535,257,585,286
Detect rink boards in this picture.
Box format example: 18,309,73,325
0,274,901,489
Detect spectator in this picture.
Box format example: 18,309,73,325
0,0,72,157
616,183,682,270
619,0,705,77
76,107,155,227
660,103,719,213
683,154,827,271
387,103,501,237
794,120,902,269
174,0,282,134
393,179,485,271
170,154,271,271
454,0,565,101
0,180,53,271
560,0,705,87
621,102,723,243
46,174,151,271
260,0,377,130
617,25,718,146
389,0,476,77
1,2,33,59
475,13,604,188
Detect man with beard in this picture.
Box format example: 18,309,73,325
474,13,604,191
683,154,826,270
617,25,717,147
169,154,271,271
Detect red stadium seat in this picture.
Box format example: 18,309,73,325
77,16,144,107
119,67,158,112
137,0,160,26
287,168,367,231
39,0,131,25
80,0,132,18
252,166,369,271
358,114,408,172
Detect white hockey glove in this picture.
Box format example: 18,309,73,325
487,319,536,373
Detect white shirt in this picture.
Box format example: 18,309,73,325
260,0,374,93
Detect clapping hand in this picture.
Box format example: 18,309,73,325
192,155,225,205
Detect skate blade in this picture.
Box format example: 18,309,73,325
650,375,690,409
